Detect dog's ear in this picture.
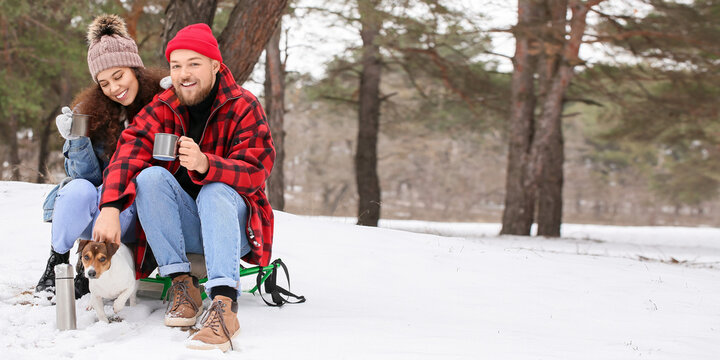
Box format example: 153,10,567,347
105,242,119,258
77,240,91,254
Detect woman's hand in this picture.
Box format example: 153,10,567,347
55,106,80,140
92,207,121,245
178,136,209,174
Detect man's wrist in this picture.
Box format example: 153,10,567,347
198,154,210,174
100,206,120,214
100,200,124,213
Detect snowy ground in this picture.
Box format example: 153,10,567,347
0,181,718,359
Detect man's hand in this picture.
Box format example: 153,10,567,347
92,207,121,245
178,136,209,174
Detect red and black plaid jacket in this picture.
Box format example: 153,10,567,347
101,63,275,268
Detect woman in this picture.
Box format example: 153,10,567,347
35,14,167,297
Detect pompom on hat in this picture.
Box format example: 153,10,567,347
86,14,144,82
165,23,223,63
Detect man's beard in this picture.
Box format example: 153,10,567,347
175,79,213,106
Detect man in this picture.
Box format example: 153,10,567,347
92,23,275,352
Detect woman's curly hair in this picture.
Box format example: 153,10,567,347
70,67,167,159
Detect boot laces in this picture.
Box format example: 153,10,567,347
200,300,234,350
164,279,199,314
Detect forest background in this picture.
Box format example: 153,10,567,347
1,0,719,231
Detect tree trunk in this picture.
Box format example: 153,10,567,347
530,0,566,237
535,110,564,236
37,77,73,184
265,20,285,211
217,0,288,85
124,0,148,40
530,0,595,236
0,112,22,181
503,0,598,237
500,0,543,235
327,183,349,215
36,105,60,183
160,0,218,59
355,0,383,227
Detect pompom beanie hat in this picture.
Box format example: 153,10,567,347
86,14,144,82
165,23,223,63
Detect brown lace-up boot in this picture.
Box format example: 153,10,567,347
164,274,203,326
186,295,240,352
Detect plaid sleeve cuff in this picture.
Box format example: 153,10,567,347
100,199,125,211
190,153,222,184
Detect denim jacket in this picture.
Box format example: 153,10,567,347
42,137,108,222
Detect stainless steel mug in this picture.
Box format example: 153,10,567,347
153,133,179,161
55,264,77,330
69,114,90,137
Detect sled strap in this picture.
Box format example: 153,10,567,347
256,259,306,307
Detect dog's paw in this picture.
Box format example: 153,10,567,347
113,302,125,314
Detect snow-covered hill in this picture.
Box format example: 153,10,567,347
0,181,718,359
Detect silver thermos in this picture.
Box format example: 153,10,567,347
55,263,77,330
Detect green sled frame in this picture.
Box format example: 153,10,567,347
138,260,280,300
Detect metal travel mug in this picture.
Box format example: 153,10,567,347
69,114,90,137
153,133,179,161
55,263,77,330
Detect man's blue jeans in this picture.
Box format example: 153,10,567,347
51,179,137,254
134,167,250,295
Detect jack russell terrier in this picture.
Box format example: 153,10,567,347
77,240,137,323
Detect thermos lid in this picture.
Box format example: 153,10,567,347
54,263,74,279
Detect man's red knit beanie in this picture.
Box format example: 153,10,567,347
165,23,223,63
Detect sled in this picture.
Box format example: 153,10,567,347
139,262,278,300
138,258,305,306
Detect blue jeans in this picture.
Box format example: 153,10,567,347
51,179,137,254
134,167,250,295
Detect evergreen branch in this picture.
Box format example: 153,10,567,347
19,15,72,42
380,92,397,102
136,30,162,50
584,0,607,8
583,31,720,56
283,26,290,72
485,27,514,34
435,43,476,63
321,95,357,104
589,7,635,22
483,50,512,60
564,97,604,107
0,47,29,56
386,51,428,99
396,46,477,111
562,112,582,118
327,62,362,77
294,6,360,23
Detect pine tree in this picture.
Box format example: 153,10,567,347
592,0,720,207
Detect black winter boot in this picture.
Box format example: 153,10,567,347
35,248,70,293
74,260,90,299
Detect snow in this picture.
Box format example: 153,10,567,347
0,181,718,359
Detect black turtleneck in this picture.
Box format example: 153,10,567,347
174,72,220,199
